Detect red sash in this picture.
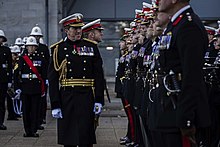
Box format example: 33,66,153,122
182,136,191,147
23,55,45,96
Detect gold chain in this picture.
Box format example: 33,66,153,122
53,45,67,81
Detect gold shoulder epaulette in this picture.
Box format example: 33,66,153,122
83,38,98,45
50,39,64,49
13,63,18,71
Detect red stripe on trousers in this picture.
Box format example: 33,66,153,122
182,136,191,147
124,99,135,141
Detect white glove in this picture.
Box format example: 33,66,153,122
45,80,49,85
8,83,12,88
93,103,102,115
52,108,63,119
13,89,21,100
15,89,22,94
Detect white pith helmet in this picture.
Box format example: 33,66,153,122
15,37,24,46
30,24,43,36
23,37,28,44
0,30,7,42
25,36,38,46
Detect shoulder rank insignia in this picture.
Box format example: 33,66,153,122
50,39,64,49
13,63,18,71
173,15,183,26
83,38,98,45
186,12,192,21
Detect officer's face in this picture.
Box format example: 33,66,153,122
132,30,139,44
0,37,4,44
119,40,126,50
158,0,175,13
153,12,170,36
157,12,170,27
146,21,154,39
208,34,214,42
65,27,82,41
140,25,148,36
138,34,145,44
215,37,220,50
93,29,103,43
26,45,37,54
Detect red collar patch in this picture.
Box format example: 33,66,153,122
173,15,183,26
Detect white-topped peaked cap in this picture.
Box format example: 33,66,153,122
30,24,43,36
124,28,132,34
216,21,220,35
135,9,143,17
0,30,7,42
59,13,84,27
205,26,216,35
82,19,104,32
135,9,144,22
142,2,152,9
25,36,38,46
142,2,152,13
151,0,159,9
130,21,136,28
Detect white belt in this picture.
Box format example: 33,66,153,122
21,74,37,79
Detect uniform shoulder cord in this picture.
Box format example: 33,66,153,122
53,45,67,81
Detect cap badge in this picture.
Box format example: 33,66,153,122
76,16,81,22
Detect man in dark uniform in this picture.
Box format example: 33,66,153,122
204,26,217,65
6,45,21,120
0,30,12,130
115,33,134,145
14,36,47,137
82,18,105,131
147,0,211,146
48,13,104,147
205,30,220,147
30,25,50,128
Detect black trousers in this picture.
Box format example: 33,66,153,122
210,105,220,147
0,83,8,125
151,128,210,147
7,93,17,118
38,85,48,126
121,98,136,142
150,131,183,147
22,93,41,134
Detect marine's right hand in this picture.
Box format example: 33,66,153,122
52,108,63,119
